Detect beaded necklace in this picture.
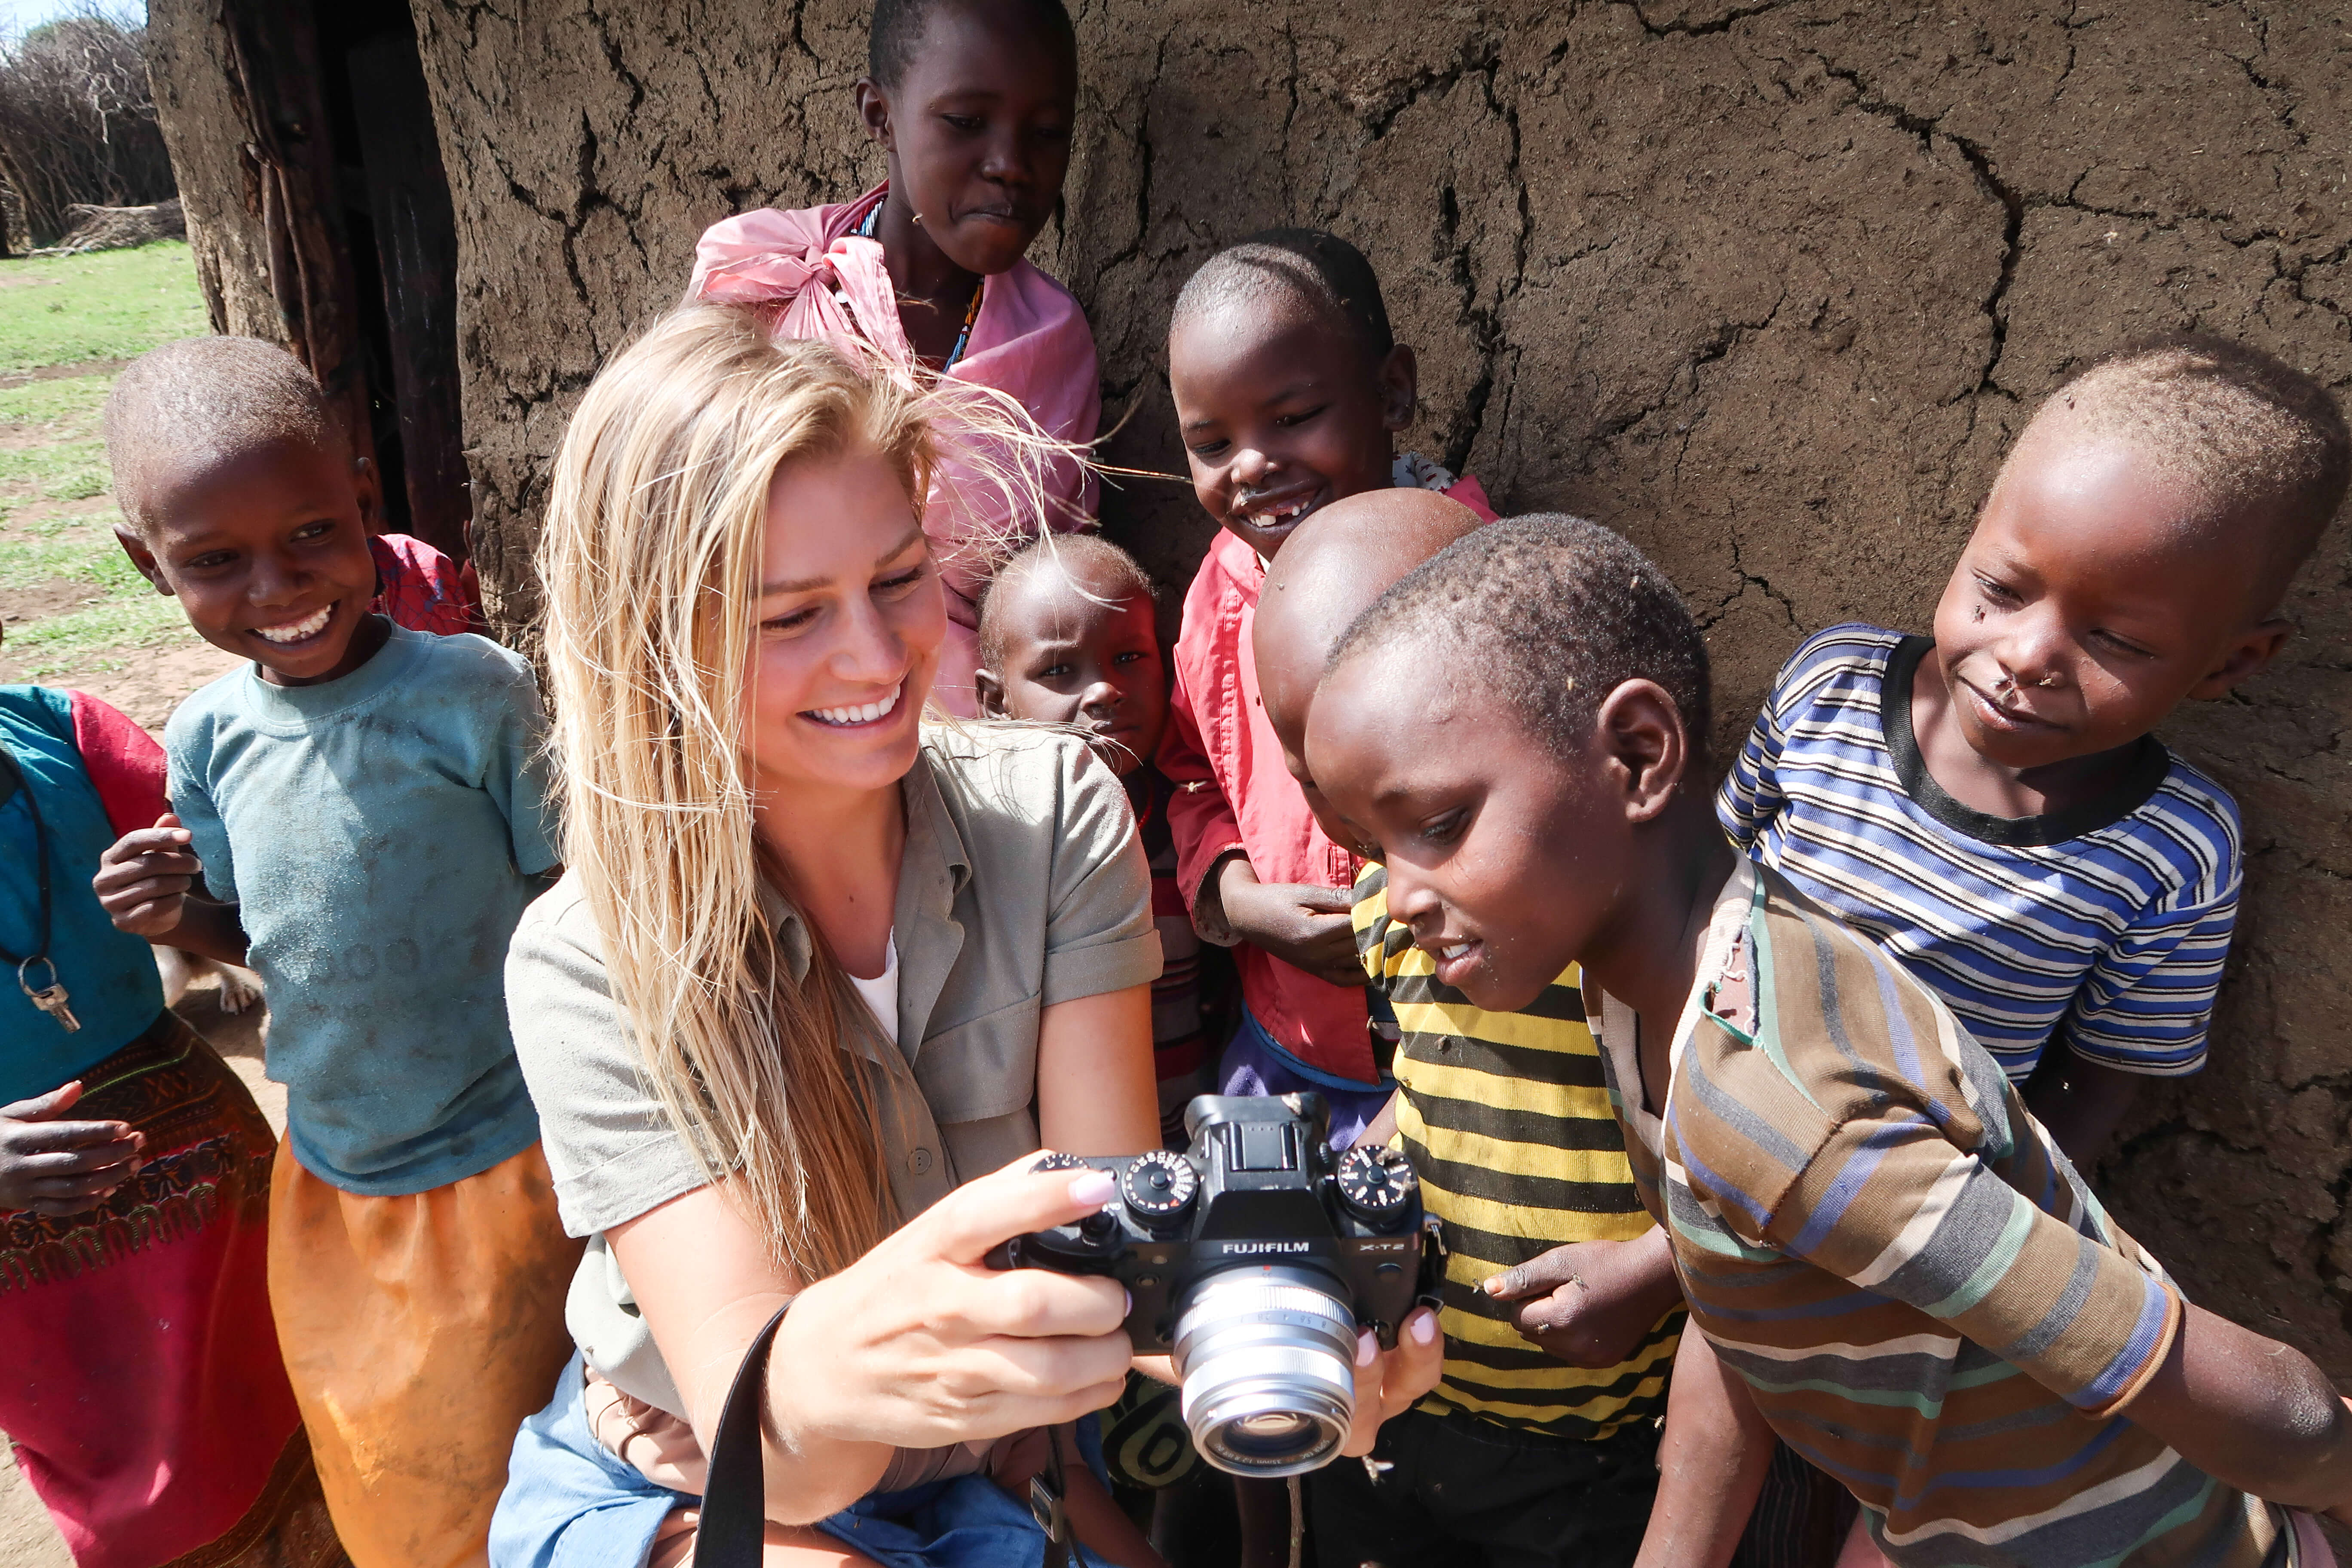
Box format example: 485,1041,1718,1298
858,200,984,369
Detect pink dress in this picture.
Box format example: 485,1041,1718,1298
691,184,1101,716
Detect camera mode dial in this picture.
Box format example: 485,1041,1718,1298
1335,1146,1417,1224
1031,1152,1093,1173
1121,1150,1198,1224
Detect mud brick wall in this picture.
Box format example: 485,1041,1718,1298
380,1,2349,1370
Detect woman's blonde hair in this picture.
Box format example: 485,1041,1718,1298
539,305,1011,1280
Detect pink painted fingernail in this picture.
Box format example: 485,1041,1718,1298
1069,1170,1116,1207
1356,1329,1377,1367
1410,1311,1438,1345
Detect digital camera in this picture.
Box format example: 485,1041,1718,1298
988,1093,1445,1477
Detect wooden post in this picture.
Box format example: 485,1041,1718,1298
145,0,379,478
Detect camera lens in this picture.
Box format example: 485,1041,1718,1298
1172,1265,1356,1477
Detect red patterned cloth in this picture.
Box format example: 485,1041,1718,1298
0,1017,340,1567
368,534,483,637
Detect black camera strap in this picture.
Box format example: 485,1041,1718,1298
695,1298,1080,1568
1027,1425,1075,1568
695,1299,794,1567
0,745,52,972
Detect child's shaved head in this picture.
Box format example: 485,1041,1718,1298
977,532,1153,671
1256,488,1483,748
1253,488,1485,844
1170,229,1394,372
104,337,346,534
1333,515,1709,764
2021,335,2348,611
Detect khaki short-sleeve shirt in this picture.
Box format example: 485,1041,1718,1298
506,726,1162,1414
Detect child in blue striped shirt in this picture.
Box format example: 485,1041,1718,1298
1721,335,2347,1162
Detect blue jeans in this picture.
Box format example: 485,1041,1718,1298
490,1354,1115,1568
1216,1008,1394,1149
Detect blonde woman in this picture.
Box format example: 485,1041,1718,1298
487,305,1443,1568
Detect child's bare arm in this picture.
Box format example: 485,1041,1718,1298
1350,1090,1400,1150
154,897,250,967
1635,1328,1774,1568
2023,1056,2143,1166
2123,1298,2352,1516
93,813,250,965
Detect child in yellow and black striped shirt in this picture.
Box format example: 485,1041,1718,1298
1324,863,1684,1565
1250,488,1686,1568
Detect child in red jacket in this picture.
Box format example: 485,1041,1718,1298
1157,228,1495,1147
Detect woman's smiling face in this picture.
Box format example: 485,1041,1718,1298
743,443,946,806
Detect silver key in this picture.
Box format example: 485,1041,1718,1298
25,982,79,1033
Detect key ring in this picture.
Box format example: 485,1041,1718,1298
18,955,59,998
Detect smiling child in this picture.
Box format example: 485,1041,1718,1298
975,534,1213,1140
1308,514,2352,1568
690,0,1099,716
1157,228,1495,1151
90,336,580,1568
1719,336,2348,1164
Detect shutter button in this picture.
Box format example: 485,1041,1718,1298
909,1147,936,1176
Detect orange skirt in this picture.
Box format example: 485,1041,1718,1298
267,1140,582,1568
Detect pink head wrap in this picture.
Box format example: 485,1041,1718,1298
689,186,1102,714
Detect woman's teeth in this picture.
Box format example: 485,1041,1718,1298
1439,942,1473,961
808,681,903,728
253,605,333,644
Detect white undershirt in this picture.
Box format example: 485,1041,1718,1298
845,932,900,1045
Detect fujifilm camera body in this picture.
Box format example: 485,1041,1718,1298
989,1093,1445,1476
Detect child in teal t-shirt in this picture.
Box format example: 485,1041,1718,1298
161,622,557,1190
91,334,583,1564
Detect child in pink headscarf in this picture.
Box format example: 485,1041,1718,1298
689,0,1098,715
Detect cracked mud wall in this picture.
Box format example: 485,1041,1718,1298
403,1,2352,1370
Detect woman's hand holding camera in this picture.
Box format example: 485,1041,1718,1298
1340,1304,1444,1458
771,1155,1137,1454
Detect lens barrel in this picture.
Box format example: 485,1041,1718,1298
1172,1264,1357,1476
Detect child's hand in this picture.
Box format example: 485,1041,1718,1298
1217,865,1364,987
1484,1231,1682,1369
94,813,202,937
0,1081,144,1217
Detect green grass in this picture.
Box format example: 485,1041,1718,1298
0,506,138,588
6,590,189,677
0,242,210,376
0,374,111,431
0,242,212,686
0,436,106,488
